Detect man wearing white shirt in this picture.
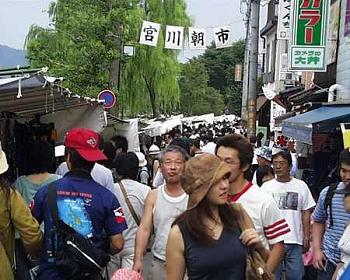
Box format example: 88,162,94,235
216,134,289,273
262,150,315,280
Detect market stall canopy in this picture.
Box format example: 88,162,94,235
0,73,104,117
282,105,350,145
0,69,106,142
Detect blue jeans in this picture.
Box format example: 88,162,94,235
316,259,336,280
275,244,304,280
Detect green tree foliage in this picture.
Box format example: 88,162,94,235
120,0,190,117
25,0,190,117
180,58,224,115
197,40,245,115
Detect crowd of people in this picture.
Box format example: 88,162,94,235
0,123,350,280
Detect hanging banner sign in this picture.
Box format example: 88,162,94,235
277,0,292,39
165,25,184,50
189,27,207,49
139,20,161,47
289,0,330,71
138,22,234,50
213,26,232,49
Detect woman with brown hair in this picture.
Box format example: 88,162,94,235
166,153,270,280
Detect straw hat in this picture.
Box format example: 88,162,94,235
181,153,231,209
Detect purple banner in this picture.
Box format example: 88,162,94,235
345,0,350,37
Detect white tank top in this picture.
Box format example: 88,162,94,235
152,184,188,260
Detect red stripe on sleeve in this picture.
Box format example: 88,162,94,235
266,229,291,240
264,223,290,236
263,219,287,230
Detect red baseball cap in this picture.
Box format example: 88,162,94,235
64,128,107,162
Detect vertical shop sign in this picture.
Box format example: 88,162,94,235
289,0,330,71
326,0,340,64
277,0,292,39
345,0,350,39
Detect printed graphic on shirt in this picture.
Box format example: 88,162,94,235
114,207,126,224
57,197,93,237
272,192,299,210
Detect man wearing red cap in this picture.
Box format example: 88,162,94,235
31,128,127,279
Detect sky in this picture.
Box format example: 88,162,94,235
0,0,266,59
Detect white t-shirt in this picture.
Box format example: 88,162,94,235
230,182,290,248
261,178,316,245
111,179,150,250
55,162,115,192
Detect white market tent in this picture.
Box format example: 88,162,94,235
142,114,183,137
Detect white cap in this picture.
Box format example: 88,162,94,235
135,152,147,167
149,144,160,155
0,142,9,175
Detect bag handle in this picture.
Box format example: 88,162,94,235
118,181,140,226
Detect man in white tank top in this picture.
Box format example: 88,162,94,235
133,146,189,280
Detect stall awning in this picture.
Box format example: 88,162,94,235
282,105,350,144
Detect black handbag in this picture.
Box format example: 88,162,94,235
13,239,39,280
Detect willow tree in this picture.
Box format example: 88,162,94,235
119,0,190,117
25,0,190,117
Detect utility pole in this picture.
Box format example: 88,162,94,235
247,0,260,137
241,0,251,123
109,23,123,117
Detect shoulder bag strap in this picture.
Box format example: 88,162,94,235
118,181,140,226
47,184,60,226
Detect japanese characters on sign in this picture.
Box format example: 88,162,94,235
165,25,184,50
213,26,232,49
290,46,325,70
277,0,292,40
139,20,161,47
289,0,329,71
188,27,207,49
139,21,233,50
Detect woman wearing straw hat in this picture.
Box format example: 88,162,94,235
166,153,270,280
0,143,43,280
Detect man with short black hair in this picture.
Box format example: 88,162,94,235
262,150,315,280
216,134,288,274
312,148,350,280
31,128,127,279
